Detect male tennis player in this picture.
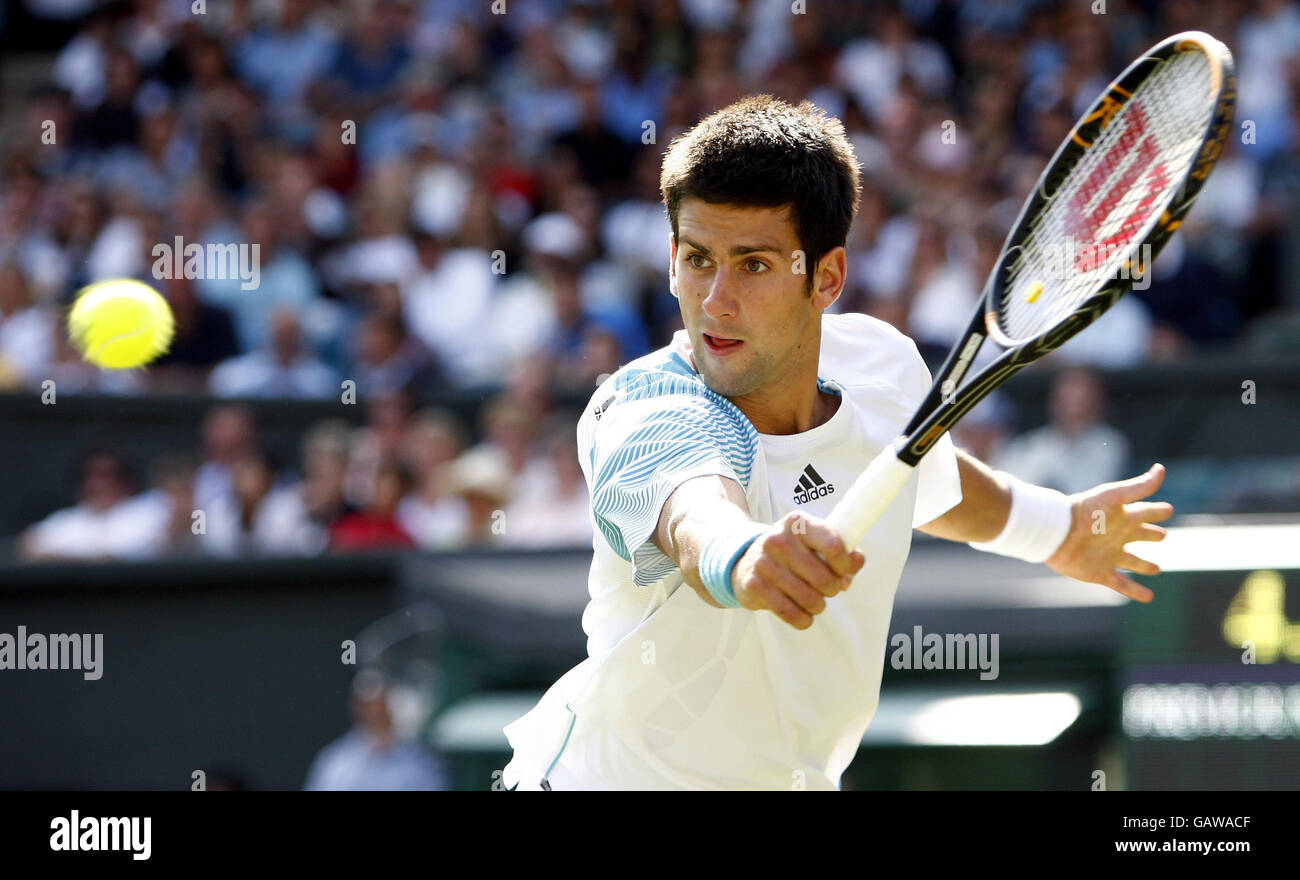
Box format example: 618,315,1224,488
502,96,1172,790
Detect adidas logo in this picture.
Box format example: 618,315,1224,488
792,464,834,504
592,394,616,421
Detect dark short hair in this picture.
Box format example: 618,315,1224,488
660,95,862,284
78,448,131,485
375,458,415,493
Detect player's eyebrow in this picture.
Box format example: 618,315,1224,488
679,237,784,258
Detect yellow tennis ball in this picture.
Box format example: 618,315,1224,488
68,279,175,369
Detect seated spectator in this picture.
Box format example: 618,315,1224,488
347,310,438,396
1048,292,1153,369
279,421,357,552
345,387,414,508
1133,234,1241,357
232,0,337,110
303,668,448,791
907,219,996,367
834,5,952,123
555,324,622,391
397,408,469,550
400,228,497,388
193,403,257,512
94,97,191,214
245,421,357,556
128,452,202,558
442,447,514,548
194,197,333,356
501,422,593,549
19,450,161,560
478,216,585,384
478,393,543,481
600,145,673,287
51,7,113,111
321,0,413,115
474,386,565,515
201,446,284,557
169,177,243,258
545,259,639,388
202,422,355,558
329,460,417,552
995,367,1131,495
209,307,338,399
148,274,240,391
550,79,635,197
0,263,55,390
70,46,140,153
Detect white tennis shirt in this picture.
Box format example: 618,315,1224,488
503,313,963,790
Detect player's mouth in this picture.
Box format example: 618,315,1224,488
702,333,744,356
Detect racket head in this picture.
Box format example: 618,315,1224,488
983,30,1236,350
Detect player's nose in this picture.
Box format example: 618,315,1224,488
701,271,739,318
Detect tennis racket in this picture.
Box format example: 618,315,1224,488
825,30,1236,550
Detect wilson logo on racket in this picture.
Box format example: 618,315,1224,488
792,464,834,504
1066,104,1172,272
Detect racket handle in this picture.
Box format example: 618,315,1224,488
823,441,916,550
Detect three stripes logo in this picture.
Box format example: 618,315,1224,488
792,464,834,504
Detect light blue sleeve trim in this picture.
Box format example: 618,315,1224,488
589,367,759,587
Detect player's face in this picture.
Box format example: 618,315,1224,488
671,199,838,399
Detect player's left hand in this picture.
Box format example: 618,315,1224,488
1044,463,1173,603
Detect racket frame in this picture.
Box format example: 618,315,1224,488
899,30,1236,468
825,31,1236,548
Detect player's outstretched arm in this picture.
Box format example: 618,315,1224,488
920,450,1172,604
653,476,864,630
916,449,1011,543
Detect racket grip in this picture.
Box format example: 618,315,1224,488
823,441,916,550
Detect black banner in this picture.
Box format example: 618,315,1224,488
0,792,1287,865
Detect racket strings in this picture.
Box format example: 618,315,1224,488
998,49,1215,343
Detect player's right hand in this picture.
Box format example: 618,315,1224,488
731,511,865,630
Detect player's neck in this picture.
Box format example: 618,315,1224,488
728,369,840,436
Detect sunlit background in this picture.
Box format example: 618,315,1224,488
1,0,1297,791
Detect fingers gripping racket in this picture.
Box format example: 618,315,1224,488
825,31,1236,550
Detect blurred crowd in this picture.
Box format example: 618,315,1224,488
18,389,594,559
1,0,1299,401
19,363,1148,559
3,0,1300,554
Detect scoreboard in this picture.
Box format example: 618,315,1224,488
1122,522,1300,789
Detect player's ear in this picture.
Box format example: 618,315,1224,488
810,246,847,311
668,236,679,298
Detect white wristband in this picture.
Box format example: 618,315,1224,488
968,475,1073,563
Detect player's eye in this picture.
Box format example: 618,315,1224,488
686,253,710,269
744,259,769,274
